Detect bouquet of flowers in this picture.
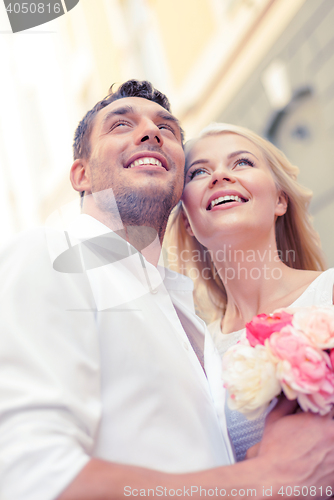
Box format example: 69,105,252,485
222,307,334,420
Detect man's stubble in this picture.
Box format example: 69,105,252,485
89,157,183,240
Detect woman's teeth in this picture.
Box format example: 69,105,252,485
209,195,245,210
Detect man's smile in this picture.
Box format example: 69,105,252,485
128,157,163,169
125,151,168,171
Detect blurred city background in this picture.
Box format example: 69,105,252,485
0,0,333,265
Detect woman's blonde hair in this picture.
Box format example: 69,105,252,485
167,123,326,322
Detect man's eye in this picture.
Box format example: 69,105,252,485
110,121,130,131
159,124,175,134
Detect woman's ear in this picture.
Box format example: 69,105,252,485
275,191,288,217
70,159,92,194
181,209,195,237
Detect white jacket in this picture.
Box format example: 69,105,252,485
0,215,233,500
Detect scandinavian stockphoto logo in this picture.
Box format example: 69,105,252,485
3,0,80,33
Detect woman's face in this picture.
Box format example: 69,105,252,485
182,133,287,248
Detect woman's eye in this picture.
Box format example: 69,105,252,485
234,158,255,168
188,168,207,180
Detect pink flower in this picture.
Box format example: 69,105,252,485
292,307,334,349
297,388,334,415
223,307,334,419
246,311,293,347
330,349,334,370
268,325,334,414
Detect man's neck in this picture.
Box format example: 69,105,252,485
82,204,166,268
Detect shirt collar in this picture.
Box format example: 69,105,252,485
69,215,193,291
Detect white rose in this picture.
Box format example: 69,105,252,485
222,343,281,420
292,306,334,349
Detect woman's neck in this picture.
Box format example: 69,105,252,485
211,234,299,333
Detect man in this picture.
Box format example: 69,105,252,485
0,80,333,500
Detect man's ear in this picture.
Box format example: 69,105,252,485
275,191,288,217
181,209,195,237
70,159,92,194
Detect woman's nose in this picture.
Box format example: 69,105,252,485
210,167,235,187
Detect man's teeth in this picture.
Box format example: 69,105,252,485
210,195,244,209
128,157,163,168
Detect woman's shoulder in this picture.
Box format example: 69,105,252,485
289,268,334,307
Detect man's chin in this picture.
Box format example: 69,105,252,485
115,187,178,228
128,182,180,202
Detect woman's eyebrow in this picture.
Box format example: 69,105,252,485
186,159,209,170
187,150,259,170
227,150,259,160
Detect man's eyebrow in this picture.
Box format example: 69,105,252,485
100,105,183,140
101,105,134,127
156,110,184,139
227,150,259,160
156,110,180,126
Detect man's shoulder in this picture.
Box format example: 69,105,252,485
0,225,80,270
0,226,95,309
0,226,77,282
0,227,50,268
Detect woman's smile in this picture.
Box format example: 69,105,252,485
206,190,249,211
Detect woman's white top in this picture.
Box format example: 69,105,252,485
209,268,334,461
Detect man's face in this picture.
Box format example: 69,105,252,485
84,97,185,227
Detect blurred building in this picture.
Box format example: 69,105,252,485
179,0,334,266
223,0,334,267
0,0,332,265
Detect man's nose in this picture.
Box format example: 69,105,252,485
135,119,164,146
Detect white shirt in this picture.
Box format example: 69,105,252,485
0,215,233,500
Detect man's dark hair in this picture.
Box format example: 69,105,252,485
73,79,177,162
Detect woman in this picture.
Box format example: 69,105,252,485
169,123,334,461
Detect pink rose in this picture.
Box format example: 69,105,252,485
297,386,334,415
330,349,334,370
292,307,334,349
246,311,293,347
268,325,334,414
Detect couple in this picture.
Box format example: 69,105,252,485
0,79,333,500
